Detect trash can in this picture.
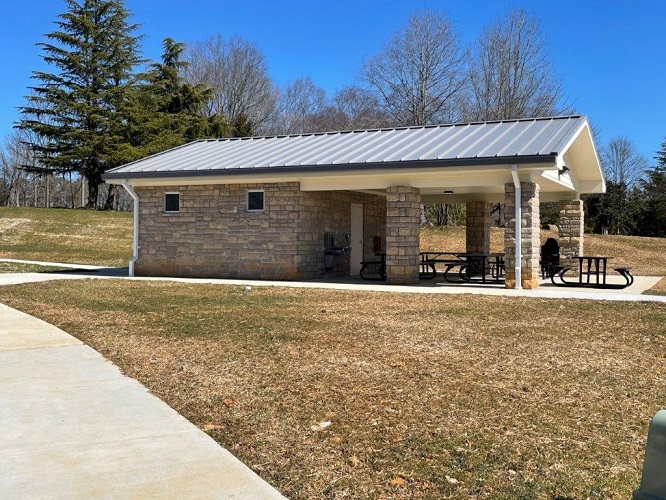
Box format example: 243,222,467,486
634,410,666,500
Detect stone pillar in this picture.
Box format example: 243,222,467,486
504,182,540,289
385,186,420,285
466,201,492,254
559,199,584,266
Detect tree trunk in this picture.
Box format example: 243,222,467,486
103,184,116,210
86,177,99,209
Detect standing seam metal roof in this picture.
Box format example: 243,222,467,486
103,115,588,178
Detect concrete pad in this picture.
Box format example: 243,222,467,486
0,304,284,499
0,260,664,303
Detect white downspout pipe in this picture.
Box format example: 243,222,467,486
511,165,522,290
121,180,139,277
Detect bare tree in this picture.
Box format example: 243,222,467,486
361,10,467,126
332,85,387,129
601,137,648,186
1,131,36,207
466,9,569,121
184,35,277,130
272,77,327,135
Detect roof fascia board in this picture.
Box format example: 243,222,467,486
103,154,557,182
107,162,557,188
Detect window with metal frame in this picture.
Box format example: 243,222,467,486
247,190,265,212
164,192,180,213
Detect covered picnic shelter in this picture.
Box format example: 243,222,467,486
103,115,604,289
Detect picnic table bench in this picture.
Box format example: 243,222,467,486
419,252,505,283
550,255,634,289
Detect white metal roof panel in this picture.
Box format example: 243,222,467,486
104,115,590,177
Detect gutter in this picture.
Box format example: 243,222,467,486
511,165,522,290
121,180,139,277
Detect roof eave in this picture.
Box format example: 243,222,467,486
102,154,558,182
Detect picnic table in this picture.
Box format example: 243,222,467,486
419,252,505,284
550,255,634,289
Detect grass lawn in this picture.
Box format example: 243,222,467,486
0,207,132,267
646,277,666,296
0,279,663,499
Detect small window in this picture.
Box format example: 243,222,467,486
247,190,265,212
164,192,180,213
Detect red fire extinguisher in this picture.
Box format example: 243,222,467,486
373,236,383,254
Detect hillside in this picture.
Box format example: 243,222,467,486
0,207,664,276
0,207,132,266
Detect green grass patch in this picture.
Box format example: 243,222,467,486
0,207,131,266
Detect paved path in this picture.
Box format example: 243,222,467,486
0,258,664,302
0,303,284,499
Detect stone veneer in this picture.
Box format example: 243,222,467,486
385,186,420,285
558,199,584,265
504,182,540,289
134,182,386,280
466,201,491,254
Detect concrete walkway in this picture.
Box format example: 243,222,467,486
0,258,664,302
0,303,284,499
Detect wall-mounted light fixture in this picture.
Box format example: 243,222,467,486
559,165,570,177
443,190,454,194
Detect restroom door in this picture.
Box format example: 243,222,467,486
350,203,364,275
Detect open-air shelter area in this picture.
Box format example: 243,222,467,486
103,115,605,290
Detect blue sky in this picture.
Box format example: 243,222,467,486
2,0,665,163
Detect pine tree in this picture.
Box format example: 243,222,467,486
656,138,666,167
119,38,230,160
17,0,141,208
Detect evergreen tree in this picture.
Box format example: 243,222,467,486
17,0,141,208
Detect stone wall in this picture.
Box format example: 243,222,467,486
504,182,540,289
559,199,584,265
134,183,386,280
466,201,491,254
385,186,420,285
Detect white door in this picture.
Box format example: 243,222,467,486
350,203,364,275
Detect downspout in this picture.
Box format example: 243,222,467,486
121,180,139,277
511,165,522,290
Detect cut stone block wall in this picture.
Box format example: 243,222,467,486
559,199,584,266
385,186,420,285
466,201,491,254
504,182,540,289
134,183,386,280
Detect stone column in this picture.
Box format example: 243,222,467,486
385,186,420,285
559,199,584,266
504,182,540,289
466,201,492,254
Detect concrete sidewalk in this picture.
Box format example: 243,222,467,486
0,261,664,302
0,303,284,499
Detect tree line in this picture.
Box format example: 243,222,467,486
1,0,664,238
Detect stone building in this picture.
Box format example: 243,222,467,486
102,115,604,289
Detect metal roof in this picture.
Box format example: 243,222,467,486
103,115,589,179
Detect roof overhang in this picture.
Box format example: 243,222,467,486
103,116,605,199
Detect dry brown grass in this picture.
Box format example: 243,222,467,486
0,279,664,499
421,226,666,276
646,277,666,296
0,207,131,266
